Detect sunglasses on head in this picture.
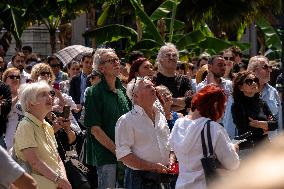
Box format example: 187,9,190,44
223,56,234,61
131,76,152,97
40,72,51,76
7,75,21,80
50,64,61,68
244,77,259,86
262,64,272,70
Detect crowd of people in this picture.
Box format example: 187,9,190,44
0,43,283,189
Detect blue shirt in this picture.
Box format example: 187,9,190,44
196,77,232,97
80,73,88,104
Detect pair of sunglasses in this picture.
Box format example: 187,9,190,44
262,64,272,70
40,72,51,76
223,56,234,61
7,75,21,80
244,77,259,86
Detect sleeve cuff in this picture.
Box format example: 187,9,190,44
116,146,132,160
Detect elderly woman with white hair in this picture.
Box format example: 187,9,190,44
14,81,72,189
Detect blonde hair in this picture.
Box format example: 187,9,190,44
30,63,56,82
18,81,51,112
2,67,20,82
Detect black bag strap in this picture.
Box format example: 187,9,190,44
201,120,213,157
206,120,214,155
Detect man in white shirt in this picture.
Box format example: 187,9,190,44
115,77,171,189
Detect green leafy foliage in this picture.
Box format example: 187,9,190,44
130,0,163,44
256,17,282,59
83,24,138,46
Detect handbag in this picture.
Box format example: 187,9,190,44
57,135,90,189
200,120,219,185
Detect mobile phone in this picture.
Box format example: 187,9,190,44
61,105,71,119
53,83,60,90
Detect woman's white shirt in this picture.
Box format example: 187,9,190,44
169,117,239,189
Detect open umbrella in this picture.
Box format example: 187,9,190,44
54,45,94,65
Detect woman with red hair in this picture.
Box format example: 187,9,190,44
169,84,239,189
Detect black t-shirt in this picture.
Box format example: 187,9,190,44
154,72,192,98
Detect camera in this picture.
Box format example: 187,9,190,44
61,105,71,119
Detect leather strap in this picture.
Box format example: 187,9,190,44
201,120,213,157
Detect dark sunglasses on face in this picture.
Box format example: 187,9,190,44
50,64,61,68
223,56,234,61
262,64,272,70
40,72,51,76
244,77,259,86
7,75,21,80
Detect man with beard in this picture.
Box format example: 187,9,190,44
196,55,236,138
10,52,30,84
154,43,193,113
196,55,232,96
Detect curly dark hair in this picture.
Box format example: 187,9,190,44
232,71,260,101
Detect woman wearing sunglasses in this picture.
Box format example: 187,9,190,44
232,71,278,158
2,68,23,151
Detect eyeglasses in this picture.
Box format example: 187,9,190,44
7,75,21,80
244,77,259,86
50,64,61,68
223,56,234,61
164,53,178,59
40,72,51,76
102,57,120,64
261,64,272,70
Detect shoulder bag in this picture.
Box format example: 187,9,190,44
200,120,219,185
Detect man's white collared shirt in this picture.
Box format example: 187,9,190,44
115,104,170,169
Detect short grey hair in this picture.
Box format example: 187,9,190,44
18,81,51,112
247,55,269,72
92,48,116,72
156,43,179,66
126,77,145,103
